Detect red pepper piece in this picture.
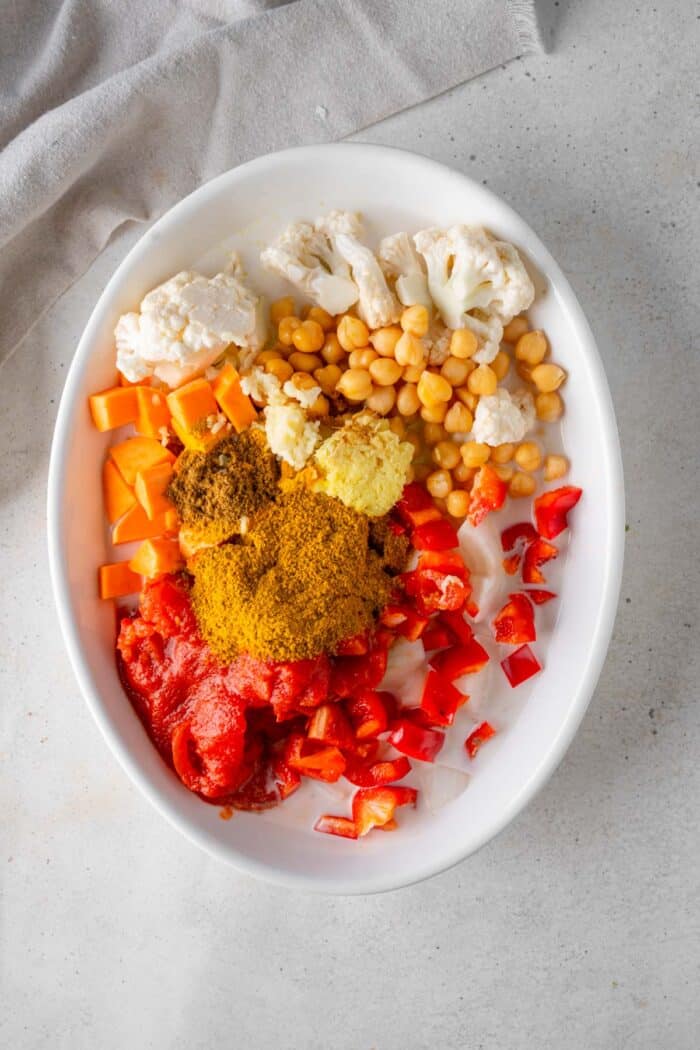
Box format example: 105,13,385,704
345,690,389,739
524,589,557,605
334,630,369,656
402,568,469,614
503,553,521,576
271,755,301,800
501,521,538,552
465,720,496,759
395,483,442,528
389,718,445,762
411,518,460,551
314,815,359,839
466,465,507,527
522,538,558,584
501,644,542,687
421,621,455,653
534,485,583,539
420,668,467,727
430,639,490,680
307,703,355,750
418,550,468,579
438,610,474,644
344,755,411,787
466,598,480,619
285,733,347,782
395,608,430,641
493,593,536,645
330,647,388,698
379,604,410,629
352,786,418,836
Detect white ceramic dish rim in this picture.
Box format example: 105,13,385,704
47,143,624,894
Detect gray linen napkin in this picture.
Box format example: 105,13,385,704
0,0,543,363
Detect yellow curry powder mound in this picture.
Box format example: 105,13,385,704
190,489,408,662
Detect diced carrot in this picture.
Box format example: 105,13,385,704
110,436,174,486
135,386,171,438
103,458,136,524
98,561,142,599
166,378,218,432
170,417,220,452
112,503,172,544
89,387,139,432
129,538,184,578
212,364,257,432
134,461,174,520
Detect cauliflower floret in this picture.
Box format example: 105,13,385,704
115,256,266,388
240,366,286,406
263,404,320,470
260,221,359,316
282,379,322,409
424,318,452,366
471,388,535,446
414,226,534,364
315,211,401,329
378,232,432,309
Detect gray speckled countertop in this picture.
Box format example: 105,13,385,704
2,2,698,1047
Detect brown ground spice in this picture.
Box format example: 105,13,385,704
167,429,279,539
190,489,408,662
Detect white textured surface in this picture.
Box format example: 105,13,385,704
2,3,698,1047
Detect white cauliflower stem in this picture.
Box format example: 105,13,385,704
260,221,359,316
414,226,534,364
315,211,400,329
378,232,432,309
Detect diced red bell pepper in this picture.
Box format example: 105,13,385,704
344,755,411,787
402,568,469,614
438,610,474,644
352,786,418,836
379,604,410,629
534,485,583,539
429,639,490,680
493,593,536,645
503,553,521,576
306,703,355,750
522,538,558,584
418,550,468,579
330,647,388,698
421,621,455,653
389,718,445,762
285,734,347,782
334,630,369,656
395,608,430,641
271,755,301,800
501,522,538,552
345,690,389,739
524,589,557,605
314,815,359,839
420,668,467,727
466,465,507,527
465,598,480,619
395,483,442,528
465,721,496,759
411,518,460,551
501,644,542,687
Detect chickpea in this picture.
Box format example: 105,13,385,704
395,332,425,368
460,441,490,468
400,304,430,337
278,316,302,346
420,402,448,423
369,325,402,357
535,391,564,421
288,371,317,393
516,361,534,382
369,357,402,386
453,461,476,485
433,440,461,470
289,350,323,373
446,489,470,518
467,364,497,396
531,363,566,393
336,368,373,402
321,333,346,365
306,306,335,331
426,468,453,500
265,358,294,383
493,465,514,483
515,329,548,365
502,316,529,344
348,347,378,369
423,422,447,445
257,348,282,365
417,370,452,407
544,454,569,481
491,350,511,381
366,385,397,416
509,471,537,498
514,441,543,472
450,328,478,359
313,363,343,395
491,443,515,464
291,319,325,353
306,394,331,419
396,383,421,416
455,387,478,411
443,401,474,434
337,314,369,351
402,363,426,383
270,297,296,324
440,356,472,386
388,416,406,438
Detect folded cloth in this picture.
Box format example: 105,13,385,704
0,0,543,363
